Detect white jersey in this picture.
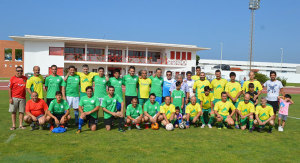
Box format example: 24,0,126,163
263,80,283,101
184,78,195,97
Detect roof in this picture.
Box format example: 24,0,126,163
9,35,210,51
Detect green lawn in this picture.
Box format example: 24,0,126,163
286,83,300,87
0,90,299,162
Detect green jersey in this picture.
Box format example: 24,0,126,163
149,76,163,97
93,75,108,98
108,77,123,98
126,104,143,119
122,74,138,96
62,75,80,97
79,96,100,118
48,99,69,115
45,75,63,98
171,89,185,109
101,94,123,119
144,100,160,117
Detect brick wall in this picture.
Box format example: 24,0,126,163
0,40,24,78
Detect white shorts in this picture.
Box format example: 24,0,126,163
67,96,79,109
98,98,104,106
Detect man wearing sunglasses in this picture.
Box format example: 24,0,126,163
162,71,175,103
8,66,27,130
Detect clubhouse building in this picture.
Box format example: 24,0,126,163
10,35,210,78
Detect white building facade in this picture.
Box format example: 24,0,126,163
10,35,210,78
199,59,300,83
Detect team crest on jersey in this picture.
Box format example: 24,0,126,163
91,100,95,103
57,79,60,82
137,110,139,113
155,106,157,109
61,105,64,108
119,81,121,83
134,78,137,81
113,99,116,102
103,80,105,82
75,78,78,80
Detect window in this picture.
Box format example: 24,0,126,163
187,52,192,60
176,52,181,60
49,47,64,56
148,52,161,63
4,48,12,61
64,47,85,61
15,49,22,61
182,52,186,60
170,51,175,59
87,48,104,61
108,49,122,62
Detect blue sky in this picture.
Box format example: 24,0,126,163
0,0,299,63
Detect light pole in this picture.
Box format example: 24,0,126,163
220,42,223,70
249,0,260,71
280,48,284,72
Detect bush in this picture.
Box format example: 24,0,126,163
276,77,287,86
254,72,269,84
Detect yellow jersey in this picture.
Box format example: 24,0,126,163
160,103,175,119
225,81,242,101
191,75,200,81
193,80,212,97
211,78,228,100
199,92,214,109
214,101,236,116
26,75,44,99
185,103,202,117
242,80,262,92
255,104,274,120
237,101,255,116
75,72,98,93
138,78,152,98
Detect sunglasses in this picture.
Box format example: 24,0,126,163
166,74,172,76
16,70,23,72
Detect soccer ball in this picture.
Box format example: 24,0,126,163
166,123,174,131
179,122,186,129
151,123,159,130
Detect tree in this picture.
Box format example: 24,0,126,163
196,55,200,66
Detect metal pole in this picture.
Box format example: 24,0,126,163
249,10,254,71
220,42,223,70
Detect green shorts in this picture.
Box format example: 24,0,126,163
138,98,148,106
202,108,211,113
240,117,248,126
221,115,227,122
213,99,221,105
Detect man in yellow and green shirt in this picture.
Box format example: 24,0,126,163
26,66,45,99
199,86,215,128
254,97,275,133
138,70,151,106
211,70,227,104
214,92,236,129
160,96,175,126
237,93,255,132
193,72,212,103
242,71,263,100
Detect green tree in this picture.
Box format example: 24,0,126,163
196,55,200,65
254,72,269,84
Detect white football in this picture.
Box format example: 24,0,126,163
179,122,185,129
166,123,174,131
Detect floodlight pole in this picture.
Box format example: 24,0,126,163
248,0,260,71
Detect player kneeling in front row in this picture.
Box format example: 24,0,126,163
254,97,275,133
102,86,125,132
160,96,176,126
144,93,163,129
126,98,144,130
184,96,202,128
236,93,255,132
199,86,215,128
47,91,71,131
214,92,236,129
77,86,100,133
24,92,50,131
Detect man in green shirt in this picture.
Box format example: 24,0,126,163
149,68,164,104
108,69,123,112
122,66,139,108
62,65,80,125
93,67,109,105
126,97,143,130
45,65,63,106
102,86,125,132
76,86,100,133
47,91,70,130
171,81,185,113
144,93,163,127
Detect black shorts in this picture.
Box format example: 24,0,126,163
86,115,98,125
47,98,55,106
125,96,138,108
104,117,113,126
267,101,279,114
53,114,64,121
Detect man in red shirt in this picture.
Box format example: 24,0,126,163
24,92,50,130
8,66,27,130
